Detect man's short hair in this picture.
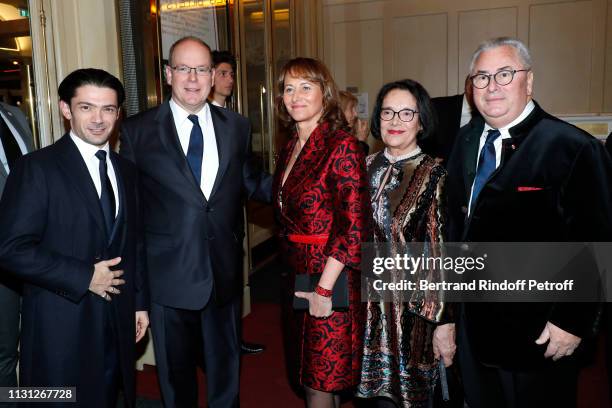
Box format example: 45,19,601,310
211,50,236,72
168,36,211,67
58,68,125,105
469,37,533,73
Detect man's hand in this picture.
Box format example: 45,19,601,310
535,321,581,361
294,291,333,318
89,257,125,301
135,311,149,343
433,323,456,367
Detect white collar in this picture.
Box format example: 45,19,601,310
484,100,535,134
383,146,422,163
210,99,226,108
69,131,109,159
169,99,209,125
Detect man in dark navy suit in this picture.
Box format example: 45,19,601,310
0,68,149,408
446,37,612,407
121,37,271,407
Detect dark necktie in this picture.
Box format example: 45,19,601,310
95,150,116,236
470,129,501,213
187,114,203,186
0,117,22,169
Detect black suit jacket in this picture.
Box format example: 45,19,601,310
421,94,464,165
446,102,612,369
606,131,612,157
0,134,147,407
120,101,271,309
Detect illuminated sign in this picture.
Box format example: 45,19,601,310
160,0,227,12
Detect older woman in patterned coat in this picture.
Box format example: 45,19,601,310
355,79,456,408
273,57,370,408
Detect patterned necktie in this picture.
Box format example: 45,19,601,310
0,117,22,169
187,114,204,186
470,129,501,213
95,150,116,236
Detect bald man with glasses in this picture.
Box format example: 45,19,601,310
121,36,271,407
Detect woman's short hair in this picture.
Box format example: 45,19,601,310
370,79,436,144
275,57,346,132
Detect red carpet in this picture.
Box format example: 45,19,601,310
136,302,610,407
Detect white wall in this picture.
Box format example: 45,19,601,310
30,0,121,145
321,0,612,117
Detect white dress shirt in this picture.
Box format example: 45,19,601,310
70,132,119,217
468,100,535,214
0,112,28,174
169,99,219,200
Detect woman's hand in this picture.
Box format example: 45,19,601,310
295,291,333,318
433,323,456,367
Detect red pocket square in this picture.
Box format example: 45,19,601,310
517,186,543,192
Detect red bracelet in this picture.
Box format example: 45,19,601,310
315,285,333,297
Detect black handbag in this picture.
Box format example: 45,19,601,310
293,271,349,310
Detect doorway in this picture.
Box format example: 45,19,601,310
0,1,39,147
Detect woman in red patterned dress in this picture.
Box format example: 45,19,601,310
273,57,370,407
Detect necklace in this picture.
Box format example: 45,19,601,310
293,141,304,159
384,147,422,163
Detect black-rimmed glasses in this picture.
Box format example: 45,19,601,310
470,69,530,89
380,108,418,122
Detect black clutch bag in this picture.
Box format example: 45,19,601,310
293,271,349,311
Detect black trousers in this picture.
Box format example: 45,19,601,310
103,305,120,408
0,278,19,387
151,297,240,408
457,314,578,408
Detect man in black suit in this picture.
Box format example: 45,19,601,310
422,76,474,165
422,94,464,164
0,102,34,392
121,36,271,407
0,68,149,408
446,37,612,407
606,130,612,157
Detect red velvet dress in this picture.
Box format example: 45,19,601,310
273,122,370,392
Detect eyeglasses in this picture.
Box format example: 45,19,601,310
470,69,530,89
170,65,212,76
380,108,418,122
